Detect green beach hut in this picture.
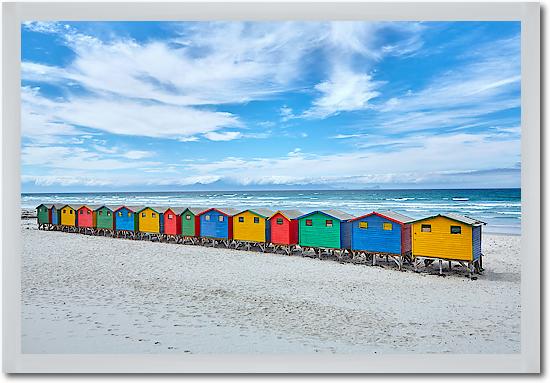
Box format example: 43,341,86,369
95,205,116,230
180,207,204,237
297,210,355,249
36,204,52,226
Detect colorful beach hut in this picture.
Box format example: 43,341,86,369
232,208,274,249
137,207,164,234
345,211,414,268
198,207,239,246
36,204,52,226
268,210,302,246
60,204,79,227
297,210,354,250
95,205,115,232
113,206,139,234
410,213,486,273
180,207,203,238
163,207,184,236
77,204,100,230
50,204,64,225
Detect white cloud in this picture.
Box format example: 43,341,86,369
21,86,241,142
203,131,242,141
122,150,154,160
279,105,295,122
303,67,380,118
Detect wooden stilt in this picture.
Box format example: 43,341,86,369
439,259,443,275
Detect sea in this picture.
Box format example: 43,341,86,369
21,188,521,235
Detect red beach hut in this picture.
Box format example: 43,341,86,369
77,204,99,228
163,207,184,236
268,210,302,245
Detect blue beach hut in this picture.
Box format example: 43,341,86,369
346,211,414,268
197,207,239,242
113,205,140,232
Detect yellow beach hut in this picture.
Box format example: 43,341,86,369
410,213,486,274
60,204,79,227
137,207,163,234
232,208,274,249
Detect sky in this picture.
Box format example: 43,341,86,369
20,21,521,192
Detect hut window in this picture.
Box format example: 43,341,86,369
421,224,431,232
87,210,90,215
186,215,191,220
325,220,333,227
450,225,462,234
80,210,84,215
152,213,156,218
168,214,173,219
127,212,131,217
383,223,393,231
276,218,283,225
142,213,146,217
118,212,122,217
205,215,210,221
99,211,102,216
69,210,73,214
218,216,224,222
254,217,260,224
359,222,368,229
305,219,313,226
238,217,244,223
107,212,111,216
63,210,66,213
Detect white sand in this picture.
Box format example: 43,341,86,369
21,219,520,354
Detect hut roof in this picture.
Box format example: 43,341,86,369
409,213,486,226
61,204,81,210
164,207,187,215
182,207,207,215
80,204,102,211
36,204,55,209
236,208,275,218
297,209,354,221
199,207,239,216
105,205,123,212
116,205,144,213
53,204,66,209
351,210,414,224
269,209,303,220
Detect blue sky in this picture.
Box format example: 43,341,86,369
21,21,521,192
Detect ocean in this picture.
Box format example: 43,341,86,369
21,188,521,235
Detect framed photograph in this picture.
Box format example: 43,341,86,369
3,1,540,374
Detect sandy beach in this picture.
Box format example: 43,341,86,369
21,217,520,354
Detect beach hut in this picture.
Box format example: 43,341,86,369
95,205,115,234
50,204,64,226
232,208,274,250
346,211,414,269
60,204,79,229
162,207,184,237
180,207,203,237
137,207,164,236
76,205,100,232
36,204,52,227
297,210,354,252
113,206,139,237
197,207,239,247
268,210,302,252
410,213,486,274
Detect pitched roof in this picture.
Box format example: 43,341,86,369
53,204,66,209
79,204,102,211
198,207,240,216
164,207,187,215
105,205,123,212
117,205,144,212
269,209,303,220
182,207,207,215
60,204,81,210
410,213,486,226
352,210,414,224
297,209,354,221
236,208,275,218
36,204,54,209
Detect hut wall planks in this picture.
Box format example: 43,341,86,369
138,208,161,233
351,214,403,255
233,211,270,243
199,210,232,240
115,207,137,232
269,212,298,245
60,206,76,226
411,216,473,261
77,206,95,228
181,210,198,236
163,209,181,236
298,212,342,249
96,207,114,229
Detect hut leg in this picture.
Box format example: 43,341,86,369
448,260,452,271
439,259,443,275
372,254,376,266
399,255,403,271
